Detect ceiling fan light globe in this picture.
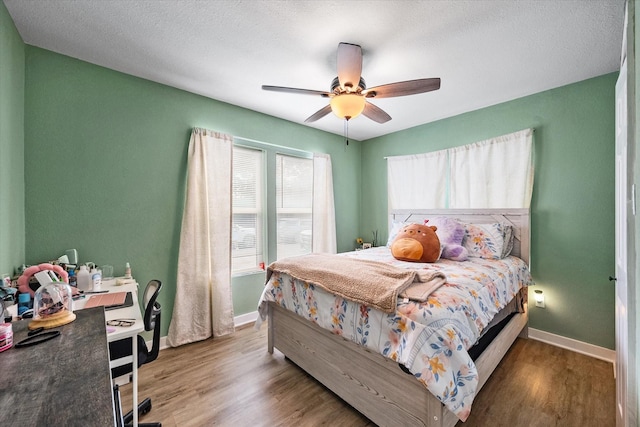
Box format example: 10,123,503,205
330,93,365,120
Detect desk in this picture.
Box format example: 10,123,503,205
4,280,145,427
0,307,115,426
74,281,144,427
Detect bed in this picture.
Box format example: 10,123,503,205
257,209,532,427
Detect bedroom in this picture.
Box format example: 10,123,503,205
0,1,635,426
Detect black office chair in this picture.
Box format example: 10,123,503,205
110,279,163,427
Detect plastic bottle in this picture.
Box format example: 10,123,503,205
124,262,132,279
76,265,92,292
91,267,102,291
17,293,30,316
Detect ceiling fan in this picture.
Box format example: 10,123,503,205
262,42,441,124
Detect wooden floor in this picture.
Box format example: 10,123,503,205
120,324,615,427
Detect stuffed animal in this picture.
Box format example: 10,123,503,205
391,222,441,263
429,217,468,261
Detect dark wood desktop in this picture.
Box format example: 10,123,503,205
0,307,115,426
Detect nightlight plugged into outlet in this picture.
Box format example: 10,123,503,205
534,289,545,308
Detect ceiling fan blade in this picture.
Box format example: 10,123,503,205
362,101,392,123
337,42,362,90
363,78,441,99
262,85,330,97
304,105,333,123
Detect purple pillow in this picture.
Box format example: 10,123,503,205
427,217,468,261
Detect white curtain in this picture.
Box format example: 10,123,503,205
449,129,534,208
312,153,337,253
387,129,533,212
167,128,235,347
387,150,448,209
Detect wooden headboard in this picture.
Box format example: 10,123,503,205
389,208,531,266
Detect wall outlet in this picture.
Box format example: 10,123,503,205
534,290,545,308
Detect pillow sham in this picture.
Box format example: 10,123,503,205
462,222,514,259
501,225,515,258
386,221,407,247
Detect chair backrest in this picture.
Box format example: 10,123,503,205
142,279,162,332
142,280,162,364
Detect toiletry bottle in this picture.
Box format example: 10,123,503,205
68,270,77,287
124,262,132,279
17,293,30,316
91,266,102,291
77,265,92,292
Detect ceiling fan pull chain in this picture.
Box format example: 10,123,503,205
345,118,349,146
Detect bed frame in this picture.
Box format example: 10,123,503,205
266,209,530,427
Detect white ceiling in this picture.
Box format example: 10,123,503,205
4,0,625,141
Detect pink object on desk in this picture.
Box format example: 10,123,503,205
84,292,127,309
0,323,13,352
17,263,69,297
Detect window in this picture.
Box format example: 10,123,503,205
276,154,313,259
232,146,264,273
232,141,313,275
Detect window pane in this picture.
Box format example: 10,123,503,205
276,154,313,258
232,147,263,273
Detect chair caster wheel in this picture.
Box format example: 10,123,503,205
139,397,152,416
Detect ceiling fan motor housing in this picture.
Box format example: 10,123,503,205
332,76,366,94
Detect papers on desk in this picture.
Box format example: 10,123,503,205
116,277,137,286
84,292,133,310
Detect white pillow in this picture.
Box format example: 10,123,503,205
386,221,407,247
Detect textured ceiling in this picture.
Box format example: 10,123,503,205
4,0,625,141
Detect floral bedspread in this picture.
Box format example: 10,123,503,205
257,247,533,421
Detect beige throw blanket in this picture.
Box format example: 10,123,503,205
266,254,446,313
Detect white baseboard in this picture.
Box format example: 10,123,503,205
234,310,259,328
157,311,259,351
158,336,169,351
528,328,615,364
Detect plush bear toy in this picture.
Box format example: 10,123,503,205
428,217,469,261
391,222,441,263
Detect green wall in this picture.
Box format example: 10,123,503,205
22,46,362,336
0,1,25,277
360,74,617,349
